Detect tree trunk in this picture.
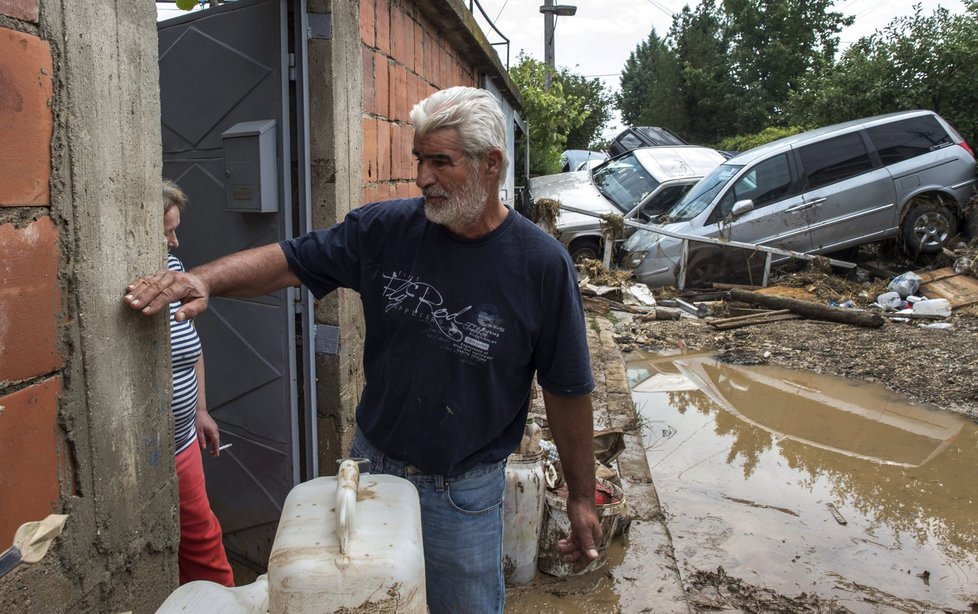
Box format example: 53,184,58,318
728,288,884,329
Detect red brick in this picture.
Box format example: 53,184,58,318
390,123,402,180
390,64,407,123
405,72,417,119
362,117,377,181
0,377,64,544
390,6,406,66
0,216,63,382
375,54,390,117
377,120,391,182
0,0,39,22
362,184,380,205
0,28,52,206
402,123,416,179
361,47,376,115
375,0,391,56
402,15,416,72
397,181,418,200
413,23,424,77
359,0,375,47
424,36,437,85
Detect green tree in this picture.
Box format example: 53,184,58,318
669,1,736,143
724,0,851,133
557,68,614,151
618,30,686,134
509,54,587,176
618,0,851,143
788,1,978,145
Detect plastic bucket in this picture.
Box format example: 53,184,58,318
536,479,625,577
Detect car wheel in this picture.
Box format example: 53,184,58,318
901,198,957,256
685,250,728,288
569,238,602,263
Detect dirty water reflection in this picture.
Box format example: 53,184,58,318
628,349,978,612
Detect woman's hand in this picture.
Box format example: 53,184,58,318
195,408,221,457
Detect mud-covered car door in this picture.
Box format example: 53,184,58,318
685,152,808,285
794,131,897,254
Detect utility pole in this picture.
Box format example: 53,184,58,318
539,0,577,90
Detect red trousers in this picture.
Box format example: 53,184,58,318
175,443,234,586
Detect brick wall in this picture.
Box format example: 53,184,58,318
359,0,477,203
0,10,70,546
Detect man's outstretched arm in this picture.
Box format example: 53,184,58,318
123,243,300,321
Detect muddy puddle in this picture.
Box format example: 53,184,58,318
629,349,978,613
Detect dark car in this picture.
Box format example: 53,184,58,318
608,126,688,157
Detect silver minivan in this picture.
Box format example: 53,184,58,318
621,110,978,287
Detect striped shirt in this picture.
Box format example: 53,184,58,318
168,254,202,455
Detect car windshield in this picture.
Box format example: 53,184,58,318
591,152,660,214
659,163,742,222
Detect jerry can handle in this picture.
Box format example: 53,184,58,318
335,459,364,554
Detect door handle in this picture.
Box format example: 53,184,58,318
786,202,813,212
806,197,827,206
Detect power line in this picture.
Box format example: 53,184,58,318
643,0,675,19
854,0,888,18
493,0,509,23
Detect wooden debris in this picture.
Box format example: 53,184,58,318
584,295,653,315
708,309,802,330
916,267,978,309
582,296,611,314
728,287,884,328
639,309,682,321
827,503,848,526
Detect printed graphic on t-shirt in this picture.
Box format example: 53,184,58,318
382,271,505,364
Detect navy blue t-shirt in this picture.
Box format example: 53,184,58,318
280,197,594,476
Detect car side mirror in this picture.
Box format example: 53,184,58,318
731,199,755,217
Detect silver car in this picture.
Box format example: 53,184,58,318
621,110,978,288
527,146,726,261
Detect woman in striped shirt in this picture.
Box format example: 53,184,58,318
164,180,234,586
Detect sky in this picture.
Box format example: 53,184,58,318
472,0,968,139
158,1,969,139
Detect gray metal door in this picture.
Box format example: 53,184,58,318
158,0,316,572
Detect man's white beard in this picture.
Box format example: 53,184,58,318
423,171,489,233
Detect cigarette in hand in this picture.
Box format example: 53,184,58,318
219,443,233,451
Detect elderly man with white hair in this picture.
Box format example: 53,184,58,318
124,86,601,614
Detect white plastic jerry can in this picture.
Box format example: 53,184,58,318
267,460,427,613
502,450,546,586
155,575,270,614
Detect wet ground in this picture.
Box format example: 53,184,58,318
629,349,978,613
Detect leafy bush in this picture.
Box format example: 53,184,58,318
716,126,809,153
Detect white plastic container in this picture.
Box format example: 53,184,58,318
268,468,426,613
913,298,951,317
502,450,546,585
156,575,269,614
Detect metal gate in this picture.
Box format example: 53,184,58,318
158,0,316,572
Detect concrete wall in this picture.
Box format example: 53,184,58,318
309,0,522,469
0,1,176,612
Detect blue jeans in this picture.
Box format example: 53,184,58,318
350,430,505,614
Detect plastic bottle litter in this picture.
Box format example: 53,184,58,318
887,271,922,298
912,298,951,317
920,322,953,330
876,291,903,310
